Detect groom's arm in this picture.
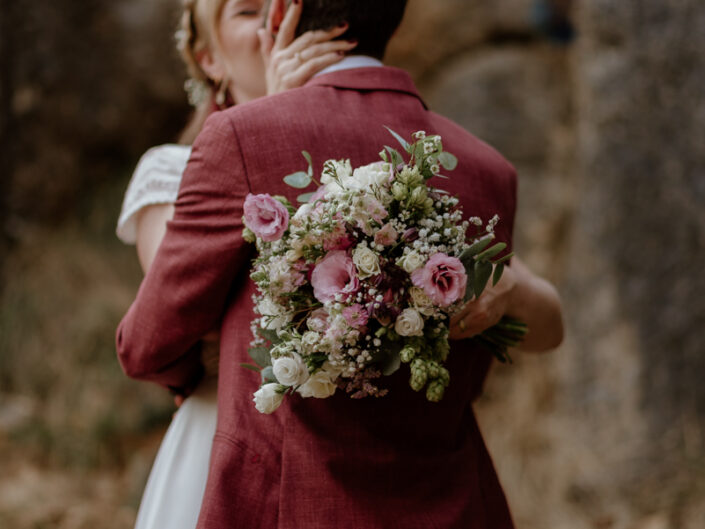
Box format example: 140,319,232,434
116,111,252,394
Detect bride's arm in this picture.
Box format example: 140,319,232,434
135,203,175,273
449,256,564,352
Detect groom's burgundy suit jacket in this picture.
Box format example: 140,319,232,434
117,67,517,529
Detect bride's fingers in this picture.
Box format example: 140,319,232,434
293,39,357,64
284,23,349,55
273,0,303,52
258,28,275,65
282,51,347,89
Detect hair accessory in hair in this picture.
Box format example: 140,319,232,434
184,77,210,107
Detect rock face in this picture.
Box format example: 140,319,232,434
2,0,705,527
391,0,705,526
3,0,189,228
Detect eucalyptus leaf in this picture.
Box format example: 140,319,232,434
473,260,493,298
384,146,403,167
438,152,458,171
283,171,312,189
382,352,401,376
256,327,282,345
297,192,315,203
261,366,278,384
492,263,505,286
385,126,411,152
240,363,261,373
476,242,507,261
248,346,272,368
461,236,492,261
302,151,313,177
492,252,515,265
463,258,476,302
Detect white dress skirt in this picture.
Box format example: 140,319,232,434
118,144,218,529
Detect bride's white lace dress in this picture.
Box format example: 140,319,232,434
118,144,217,529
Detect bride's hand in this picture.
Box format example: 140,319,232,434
448,263,518,340
258,0,357,96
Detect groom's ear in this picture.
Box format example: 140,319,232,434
266,0,288,34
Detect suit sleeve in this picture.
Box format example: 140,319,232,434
115,112,252,394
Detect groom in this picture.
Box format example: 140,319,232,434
117,0,518,527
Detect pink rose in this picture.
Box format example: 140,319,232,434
243,193,289,242
342,304,369,328
374,223,398,246
411,253,467,307
311,251,360,303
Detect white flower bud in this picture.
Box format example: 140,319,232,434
253,384,284,414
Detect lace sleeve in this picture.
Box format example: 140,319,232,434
116,144,192,244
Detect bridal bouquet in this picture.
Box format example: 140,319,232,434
242,129,526,414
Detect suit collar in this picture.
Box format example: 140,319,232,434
305,66,428,110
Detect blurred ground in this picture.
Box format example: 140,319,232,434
1,0,704,528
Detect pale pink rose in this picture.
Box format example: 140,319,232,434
307,308,329,333
323,218,354,251
411,253,467,307
374,223,398,246
342,304,369,328
311,251,360,303
364,196,388,223
243,193,289,242
310,185,328,203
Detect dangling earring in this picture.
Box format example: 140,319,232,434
215,79,229,109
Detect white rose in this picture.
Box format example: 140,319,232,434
257,297,292,330
292,202,312,221
399,251,426,273
268,257,290,284
297,369,338,399
272,354,309,386
409,287,435,316
394,308,425,337
253,383,284,414
352,246,381,278
302,331,320,348
351,162,390,190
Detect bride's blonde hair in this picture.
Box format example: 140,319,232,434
176,0,229,144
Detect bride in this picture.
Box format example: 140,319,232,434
116,0,357,527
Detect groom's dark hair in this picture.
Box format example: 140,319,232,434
295,0,408,60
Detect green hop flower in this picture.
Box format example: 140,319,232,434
426,360,441,379
392,182,408,201
426,379,446,402
409,186,428,208
400,345,417,363
398,166,423,187
438,367,450,386
243,226,256,243
435,337,450,362
409,358,428,392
